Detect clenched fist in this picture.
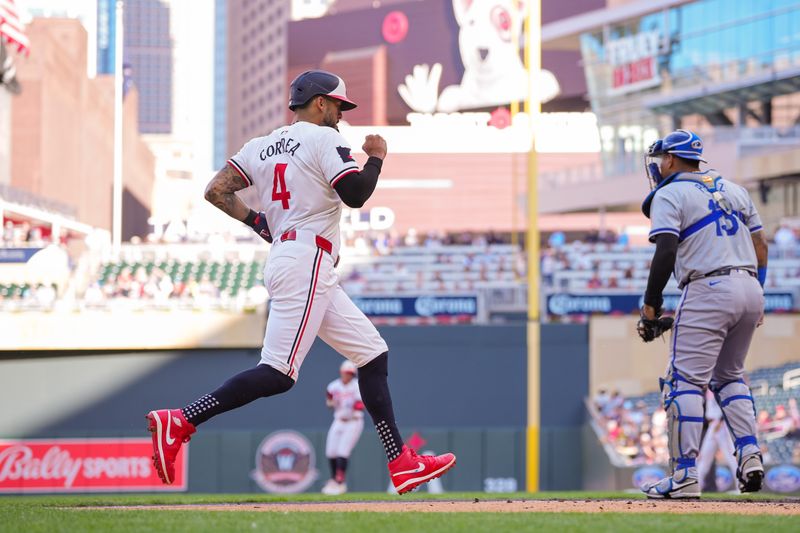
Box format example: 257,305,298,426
362,134,387,160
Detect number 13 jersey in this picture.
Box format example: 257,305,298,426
227,121,359,255
647,169,763,289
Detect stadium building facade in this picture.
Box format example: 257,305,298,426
213,0,228,170
543,0,800,229
125,0,173,134
7,19,156,237
226,0,290,157
283,0,608,236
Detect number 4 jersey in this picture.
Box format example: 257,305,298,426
648,170,764,288
227,121,360,255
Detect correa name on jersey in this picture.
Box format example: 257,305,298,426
259,137,302,160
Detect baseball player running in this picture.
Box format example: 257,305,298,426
145,70,456,494
636,129,768,498
321,360,364,495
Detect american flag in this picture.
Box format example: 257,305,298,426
0,0,29,55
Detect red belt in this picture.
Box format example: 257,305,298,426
280,230,333,255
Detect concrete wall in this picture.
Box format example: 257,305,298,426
0,326,528,436
540,325,590,490
0,308,267,351
0,324,591,491
590,315,800,395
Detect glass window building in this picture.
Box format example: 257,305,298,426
544,0,800,223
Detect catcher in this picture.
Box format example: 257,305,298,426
637,130,768,499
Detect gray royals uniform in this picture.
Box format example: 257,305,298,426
649,169,764,476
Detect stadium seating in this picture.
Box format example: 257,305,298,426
592,362,800,466
0,283,29,299
544,242,800,291
337,243,523,295
97,258,264,298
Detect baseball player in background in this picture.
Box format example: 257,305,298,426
321,360,364,495
145,70,456,494
637,129,768,498
697,389,739,492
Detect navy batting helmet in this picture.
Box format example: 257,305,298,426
288,70,357,111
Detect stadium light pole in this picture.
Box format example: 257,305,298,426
112,0,124,255
524,0,542,494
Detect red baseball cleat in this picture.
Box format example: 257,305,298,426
146,409,196,485
388,445,456,494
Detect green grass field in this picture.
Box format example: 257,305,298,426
1,492,798,533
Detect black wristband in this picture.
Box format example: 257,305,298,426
365,156,383,172
243,209,259,228
643,293,663,311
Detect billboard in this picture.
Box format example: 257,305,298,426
352,295,479,319
0,438,188,493
288,0,573,125
546,292,796,316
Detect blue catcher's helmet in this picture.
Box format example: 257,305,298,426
642,129,707,218
647,129,707,163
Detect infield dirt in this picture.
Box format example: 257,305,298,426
92,498,800,515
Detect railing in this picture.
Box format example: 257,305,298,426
584,397,633,469
0,183,77,219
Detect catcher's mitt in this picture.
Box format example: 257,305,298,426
637,311,674,342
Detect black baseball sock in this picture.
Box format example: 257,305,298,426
358,352,405,462
336,457,348,482
181,364,294,426
329,458,337,479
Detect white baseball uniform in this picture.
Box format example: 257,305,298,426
697,390,739,489
227,121,388,380
325,377,365,458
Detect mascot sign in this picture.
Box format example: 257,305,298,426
397,0,559,114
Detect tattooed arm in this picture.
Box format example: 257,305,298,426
205,164,273,242
204,165,251,221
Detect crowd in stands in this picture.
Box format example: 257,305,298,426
0,283,58,309
540,224,800,292
3,222,800,311
79,259,267,310
341,229,510,254
339,230,522,296
591,363,800,467
592,389,670,466
774,224,800,258
85,267,220,305
2,221,51,247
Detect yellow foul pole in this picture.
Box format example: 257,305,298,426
510,20,521,250
525,0,541,493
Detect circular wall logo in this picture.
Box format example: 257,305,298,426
632,466,666,489
382,11,409,44
251,430,318,493
715,465,734,492
765,465,800,493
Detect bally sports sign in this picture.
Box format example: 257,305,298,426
0,438,188,493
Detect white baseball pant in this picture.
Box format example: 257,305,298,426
697,419,739,490
260,231,388,380
326,418,364,458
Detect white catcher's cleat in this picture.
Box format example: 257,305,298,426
737,453,764,493
641,470,701,499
